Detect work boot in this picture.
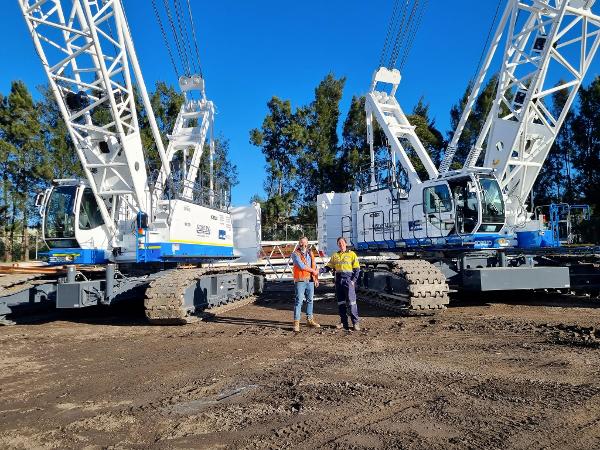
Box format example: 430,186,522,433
306,317,321,328
353,323,361,332
293,320,300,333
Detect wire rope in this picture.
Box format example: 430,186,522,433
471,0,503,84
162,0,189,76
399,0,428,70
390,0,419,69
387,0,411,69
380,0,401,68
172,0,194,75
186,0,204,78
151,0,180,78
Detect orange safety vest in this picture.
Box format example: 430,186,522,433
293,249,317,282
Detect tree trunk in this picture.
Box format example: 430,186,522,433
7,201,16,263
22,202,29,262
1,178,9,262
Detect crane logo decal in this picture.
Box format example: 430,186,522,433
196,225,211,237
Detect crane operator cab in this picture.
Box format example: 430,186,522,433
444,174,506,235
36,180,110,265
363,170,508,249
319,169,511,254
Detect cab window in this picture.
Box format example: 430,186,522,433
423,185,452,214
79,188,105,230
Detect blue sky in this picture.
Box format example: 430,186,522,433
2,1,600,205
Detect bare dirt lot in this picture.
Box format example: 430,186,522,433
1,281,600,449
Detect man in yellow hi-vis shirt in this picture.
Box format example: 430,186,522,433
321,237,361,331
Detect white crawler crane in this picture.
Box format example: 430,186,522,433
8,0,263,323
318,0,600,314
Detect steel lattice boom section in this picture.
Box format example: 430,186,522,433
452,0,600,225
18,0,171,232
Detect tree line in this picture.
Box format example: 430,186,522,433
0,81,238,261
251,73,600,243
1,72,599,262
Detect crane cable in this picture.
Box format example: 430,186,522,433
152,0,204,79
162,0,189,76
390,0,420,68
151,0,180,78
172,0,195,75
186,0,204,78
399,0,428,70
471,0,503,84
379,0,401,68
387,0,411,69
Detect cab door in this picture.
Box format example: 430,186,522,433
74,187,110,250
422,183,454,238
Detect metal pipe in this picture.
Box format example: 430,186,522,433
105,263,115,303
67,266,76,283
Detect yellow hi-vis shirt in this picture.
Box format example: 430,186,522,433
327,250,360,274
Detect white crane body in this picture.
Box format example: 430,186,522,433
317,0,600,308
319,67,509,256
19,0,247,265
7,0,264,324
319,0,600,256
452,0,600,230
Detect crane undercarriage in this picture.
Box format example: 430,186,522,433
352,248,600,317
0,264,264,325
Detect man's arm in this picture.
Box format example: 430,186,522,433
291,252,308,270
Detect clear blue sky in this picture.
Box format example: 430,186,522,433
2,1,600,204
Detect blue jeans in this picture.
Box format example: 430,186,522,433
294,281,314,321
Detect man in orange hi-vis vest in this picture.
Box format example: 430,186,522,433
291,236,321,333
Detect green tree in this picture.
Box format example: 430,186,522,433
448,75,498,168
0,81,52,260
572,76,600,210
532,83,576,206
137,81,184,171
38,85,82,179
198,136,239,199
338,95,387,191
250,96,305,225
298,73,346,202
250,97,304,198
407,97,446,173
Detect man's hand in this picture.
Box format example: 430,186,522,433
314,279,320,288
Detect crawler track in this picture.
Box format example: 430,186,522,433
360,259,449,316
0,273,46,297
144,266,264,325
1,271,62,325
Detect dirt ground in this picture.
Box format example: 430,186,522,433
1,281,600,450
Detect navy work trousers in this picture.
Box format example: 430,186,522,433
335,275,360,329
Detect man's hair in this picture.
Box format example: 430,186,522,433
337,236,347,244
298,236,308,242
